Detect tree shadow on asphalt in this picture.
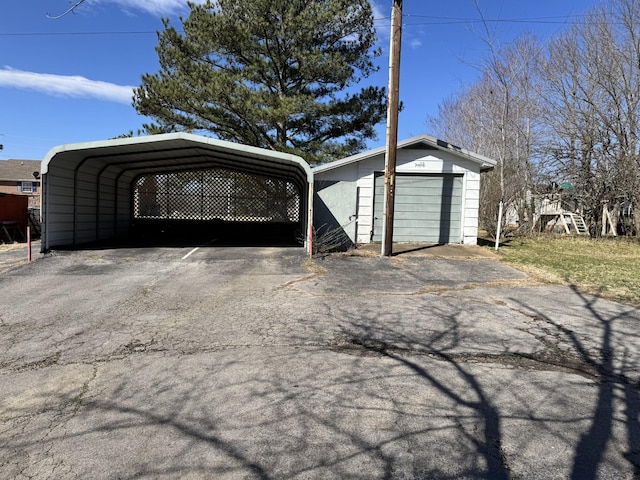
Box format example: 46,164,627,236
507,284,640,479
2,318,510,478
2,276,640,478
326,302,511,479
306,282,640,478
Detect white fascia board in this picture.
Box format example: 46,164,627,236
312,134,497,174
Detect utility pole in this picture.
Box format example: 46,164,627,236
381,0,403,256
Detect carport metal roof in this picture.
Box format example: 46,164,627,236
41,133,314,253
42,132,313,187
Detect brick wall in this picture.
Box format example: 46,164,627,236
0,181,41,208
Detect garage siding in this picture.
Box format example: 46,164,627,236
372,174,463,243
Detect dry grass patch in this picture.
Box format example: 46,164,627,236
303,259,327,275
0,243,25,252
496,236,640,307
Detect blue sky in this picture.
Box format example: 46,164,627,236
0,0,599,161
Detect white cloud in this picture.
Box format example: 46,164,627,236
370,0,386,20
96,0,206,15
370,2,423,50
0,67,134,104
371,0,390,40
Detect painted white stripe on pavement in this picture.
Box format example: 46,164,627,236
182,247,199,260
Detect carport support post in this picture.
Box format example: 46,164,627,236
381,0,403,257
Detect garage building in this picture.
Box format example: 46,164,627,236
40,133,314,252
313,135,496,247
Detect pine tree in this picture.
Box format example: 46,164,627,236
133,0,386,164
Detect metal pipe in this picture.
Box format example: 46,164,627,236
27,226,31,262
495,199,504,251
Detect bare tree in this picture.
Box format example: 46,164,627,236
428,35,543,238
47,0,87,19
431,0,640,238
540,0,640,235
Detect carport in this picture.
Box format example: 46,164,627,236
40,133,313,252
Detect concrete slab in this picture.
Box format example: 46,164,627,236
353,242,500,259
306,254,527,294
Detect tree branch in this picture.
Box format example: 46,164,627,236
47,0,87,19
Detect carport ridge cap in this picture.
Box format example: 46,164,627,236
40,132,313,183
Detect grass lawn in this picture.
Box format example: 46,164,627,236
494,236,640,307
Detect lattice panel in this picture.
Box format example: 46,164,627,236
133,169,300,222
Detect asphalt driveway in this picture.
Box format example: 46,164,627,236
1,244,639,479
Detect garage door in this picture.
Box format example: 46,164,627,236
372,173,463,243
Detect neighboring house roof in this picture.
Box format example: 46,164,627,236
312,134,497,173
0,160,42,182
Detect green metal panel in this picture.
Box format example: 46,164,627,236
372,173,463,243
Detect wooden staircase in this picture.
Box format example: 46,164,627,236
561,213,589,235
537,210,590,235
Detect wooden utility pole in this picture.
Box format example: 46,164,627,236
381,0,403,256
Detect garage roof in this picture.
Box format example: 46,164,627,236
313,134,497,173
42,132,313,188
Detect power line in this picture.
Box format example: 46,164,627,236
401,13,595,26
0,14,600,37
0,31,159,37
403,19,592,26
405,14,590,21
